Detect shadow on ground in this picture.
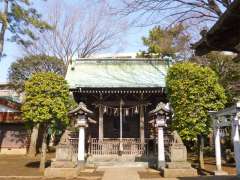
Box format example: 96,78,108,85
25,160,51,168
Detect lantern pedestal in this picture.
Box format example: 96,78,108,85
163,131,197,178
157,126,165,169
76,118,88,170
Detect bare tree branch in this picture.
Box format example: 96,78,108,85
22,1,128,66
112,0,234,27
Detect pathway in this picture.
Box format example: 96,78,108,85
100,167,143,180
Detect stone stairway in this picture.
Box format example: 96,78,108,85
88,161,149,168
86,155,150,168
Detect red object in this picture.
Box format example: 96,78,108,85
0,97,22,123
0,97,30,149
0,112,22,123
0,98,20,110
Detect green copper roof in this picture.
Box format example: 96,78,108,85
0,96,21,103
65,59,168,89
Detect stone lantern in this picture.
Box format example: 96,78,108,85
44,102,93,178
150,102,197,177
69,102,93,164
149,102,170,169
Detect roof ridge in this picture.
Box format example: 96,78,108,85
74,58,165,61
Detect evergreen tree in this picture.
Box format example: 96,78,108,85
166,62,227,168
8,55,66,92
22,72,73,170
0,0,51,58
137,24,190,59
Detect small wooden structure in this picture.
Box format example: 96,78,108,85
65,58,170,165
0,97,29,154
210,102,240,176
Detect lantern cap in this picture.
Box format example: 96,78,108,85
69,102,93,115
149,102,170,115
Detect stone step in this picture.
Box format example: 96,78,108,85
87,161,149,168
87,155,151,162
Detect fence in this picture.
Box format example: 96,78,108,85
69,133,173,157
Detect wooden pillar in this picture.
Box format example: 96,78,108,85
232,115,240,176
214,127,222,171
120,99,123,140
119,98,123,152
140,94,145,144
99,94,103,139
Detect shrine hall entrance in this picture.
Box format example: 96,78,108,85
103,113,140,138
72,87,168,157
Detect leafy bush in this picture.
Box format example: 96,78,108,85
166,62,227,141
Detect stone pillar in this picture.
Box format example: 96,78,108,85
213,118,228,176
158,126,165,169
214,127,222,171
78,126,85,162
232,115,240,176
76,114,88,165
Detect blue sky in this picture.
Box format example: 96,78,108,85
0,0,153,83
0,0,219,83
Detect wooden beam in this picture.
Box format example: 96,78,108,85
93,100,150,107
75,87,165,94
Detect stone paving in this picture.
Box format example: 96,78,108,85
99,167,144,180
98,167,178,180
97,167,239,180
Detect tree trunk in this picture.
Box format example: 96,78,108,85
0,0,8,59
40,125,48,171
28,123,40,157
198,135,205,169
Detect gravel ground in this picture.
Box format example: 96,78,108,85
0,153,103,179
0,154,238,179
0,154,55,176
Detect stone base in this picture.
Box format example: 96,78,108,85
163,168,198,178
51,160,75,168
214,170,228,176
44,168,78,178
157,161,165,170
167,162,191,169
77,161,85,173
169,145,187,162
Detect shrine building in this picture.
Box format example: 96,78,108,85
65,58,170,165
